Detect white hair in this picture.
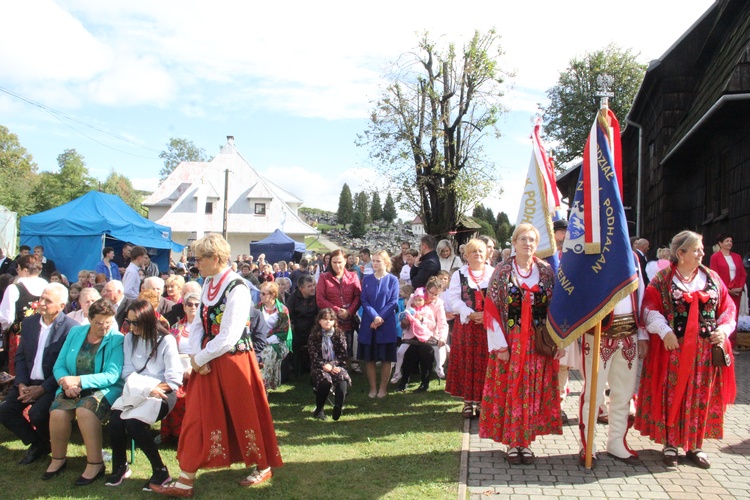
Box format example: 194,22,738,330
106,280,124,293
182,281,201,296
45,282,69,305
143,276,165,294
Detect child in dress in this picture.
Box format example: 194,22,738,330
308,308,351,421
391,288,447,383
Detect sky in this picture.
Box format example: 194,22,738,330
0,0,715,225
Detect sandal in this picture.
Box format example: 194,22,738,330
151,474,195,498
462,402,474,419
239,467,273,487
506,447,521,465
519,447,535,465
663,446,679,467
686,449,710,469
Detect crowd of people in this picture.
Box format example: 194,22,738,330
0,225,742,494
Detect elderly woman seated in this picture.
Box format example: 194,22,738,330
66,288,101,326
45,298,124,486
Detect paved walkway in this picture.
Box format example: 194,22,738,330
462,351,750,499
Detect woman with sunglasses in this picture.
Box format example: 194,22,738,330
159,291,201,444
106,300,182,490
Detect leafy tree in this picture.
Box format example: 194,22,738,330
34,149,96,212
349,212,367,238
370,192,382,222
101,169,146,216
495,211,514,246
358,30,509,238
543,44,647,166
159,137,209,181
475,219,496,240
382,192,398,224
0,125,38,217
354,191,369,223
336,183,353,226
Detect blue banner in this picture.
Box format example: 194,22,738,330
546,116,637,347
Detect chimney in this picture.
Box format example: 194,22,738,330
227,135,234,145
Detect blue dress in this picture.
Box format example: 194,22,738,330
358,273,399,362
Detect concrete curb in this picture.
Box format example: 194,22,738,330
457,417,470,500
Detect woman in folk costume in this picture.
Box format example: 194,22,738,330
636,230,736,469
151,234,281,498
709,233,746,348
480,223,562,465
445,238,494,418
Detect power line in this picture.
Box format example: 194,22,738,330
0,85,162,157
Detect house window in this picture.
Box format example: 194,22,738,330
255,203,266,215
205,202,213,214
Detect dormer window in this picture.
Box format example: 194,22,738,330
255,203,266,215
205,202,213,214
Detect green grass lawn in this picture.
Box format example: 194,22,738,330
0,372,463,499
305,235,333,253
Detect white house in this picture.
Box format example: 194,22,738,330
143,136,317,254
410,216,425,237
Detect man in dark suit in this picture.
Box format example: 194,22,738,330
633,238,650,283
0,283,77,464
0,247,11,274
410,234,441,289
101,279,133,331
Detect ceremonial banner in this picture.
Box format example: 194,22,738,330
546,110,637,348
515,121,562,259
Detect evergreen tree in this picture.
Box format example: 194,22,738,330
382,192,398,224
370,192,382,221
349,212,367,238
336,183,353,226
354,191,370,222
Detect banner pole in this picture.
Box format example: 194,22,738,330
585,321,602,469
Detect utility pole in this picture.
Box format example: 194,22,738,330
222,168,230,240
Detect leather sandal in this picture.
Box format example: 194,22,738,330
239,467,273,486
686,449,710,469
663,446,679,467
607,452,642,466
42,457,67,481
462,402,474,419
506,447,521,465
519,447,535,465
151,474,195,498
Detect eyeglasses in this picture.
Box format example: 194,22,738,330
124,319,141,327
185,302,200,308
92,320,114,328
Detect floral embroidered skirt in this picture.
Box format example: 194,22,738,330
446,320,488,402
479,324,561,447
635,336,725,451
176,351,283,472
160,380,188,442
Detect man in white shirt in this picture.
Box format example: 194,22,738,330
0,283,77,465
122,246,148,299
102,280,132,330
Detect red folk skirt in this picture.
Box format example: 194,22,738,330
479,324,561,447
446,320,488,402
635,335,727,451
160,379,188,442
176,351,283,473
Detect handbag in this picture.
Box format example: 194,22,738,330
534,323,558,358
712,342,731,367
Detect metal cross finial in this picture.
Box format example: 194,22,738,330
596,74,614,108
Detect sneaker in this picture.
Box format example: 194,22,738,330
142,467,171,491
105,463,132,487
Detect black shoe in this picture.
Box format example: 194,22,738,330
332,405,342,421
42,458,67,480
414,381,429,392
313,409,327,420
561,410,569,424
396,380,408,392
19,442,50,465
75,462,105,486
105,463,132,487
143,467,172,491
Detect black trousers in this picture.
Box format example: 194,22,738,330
315,379,347,411
401,344,434,384
0,383,54,446
109,402,169,470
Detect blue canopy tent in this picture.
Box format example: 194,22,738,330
21,191,183,281
249,229,307,265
